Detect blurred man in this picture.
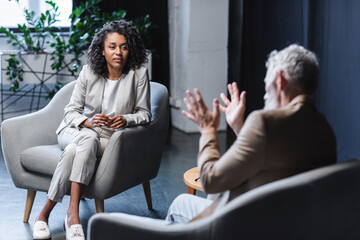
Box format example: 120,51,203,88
166,44,337,223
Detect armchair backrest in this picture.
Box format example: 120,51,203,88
33,80,77,133
200,160,360,239
87,160,360,240
47,80,168,127
150,82,169,122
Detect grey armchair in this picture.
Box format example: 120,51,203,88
1,80,169,223
88,160,360,240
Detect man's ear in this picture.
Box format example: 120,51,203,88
276,71,287,91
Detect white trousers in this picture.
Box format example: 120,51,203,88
165,194,213,223
47,127,113,202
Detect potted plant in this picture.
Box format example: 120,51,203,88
0,0,154,121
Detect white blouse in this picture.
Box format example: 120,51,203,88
102,77,123,117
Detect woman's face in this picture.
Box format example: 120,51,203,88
102,32,129,74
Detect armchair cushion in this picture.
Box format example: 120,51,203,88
20,144,61,176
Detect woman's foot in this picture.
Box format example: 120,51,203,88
64,215,85,240
33,217,51,240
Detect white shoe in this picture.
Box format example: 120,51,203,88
64,215,85,240
33,220,51,239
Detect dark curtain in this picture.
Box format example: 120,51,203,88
228,0,360,162
311,0,360,162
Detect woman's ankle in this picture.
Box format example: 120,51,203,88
66,210,80,226
35,215,48,223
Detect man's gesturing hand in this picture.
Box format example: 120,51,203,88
182,88,220,134
219,82,246,135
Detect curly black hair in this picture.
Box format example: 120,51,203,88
87,20,148,77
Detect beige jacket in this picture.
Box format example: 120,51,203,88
56,65,151,134
198,95,337,203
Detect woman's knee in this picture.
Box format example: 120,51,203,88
77,130,100,148
61,143,77,160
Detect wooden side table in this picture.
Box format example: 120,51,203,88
183,167,203,195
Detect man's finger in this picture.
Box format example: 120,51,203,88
186,90,199,110
219,104,227,113
232,82,239,101
213,98,220,116
184,97,196,114
182,110,196,123
240,91,246,106
227,83,234,97
220,93,230,106
194,88,207,109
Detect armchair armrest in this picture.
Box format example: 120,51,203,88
1,109,58,187
86,121,168,199
1,81,74,188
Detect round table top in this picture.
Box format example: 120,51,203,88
183,167,203,191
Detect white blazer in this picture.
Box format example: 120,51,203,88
56,65,151,134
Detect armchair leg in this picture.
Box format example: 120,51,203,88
142,181,153,210
94,199,104,213
24,190,36,223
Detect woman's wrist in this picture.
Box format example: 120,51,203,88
82,118,90,128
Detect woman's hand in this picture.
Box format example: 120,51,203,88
219,82,246,135
107,115,127,130
83,114,110,128
182,88,220,134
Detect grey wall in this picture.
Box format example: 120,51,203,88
168,0,229,133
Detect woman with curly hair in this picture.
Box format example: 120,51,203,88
33,20,151,240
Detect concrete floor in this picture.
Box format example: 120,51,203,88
0,127,227,240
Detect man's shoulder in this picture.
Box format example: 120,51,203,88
250,99,315,121
244,104,320,132
246,108,287,122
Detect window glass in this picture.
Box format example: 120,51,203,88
0,0,72,28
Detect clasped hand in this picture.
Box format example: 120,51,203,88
83,114,127,130
182,82,246,135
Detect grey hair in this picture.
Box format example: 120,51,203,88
266,44,319,95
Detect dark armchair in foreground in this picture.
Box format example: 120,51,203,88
1,80,169,222
88,160,360,240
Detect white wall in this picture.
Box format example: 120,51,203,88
0,37,20,51
168,0,229,133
